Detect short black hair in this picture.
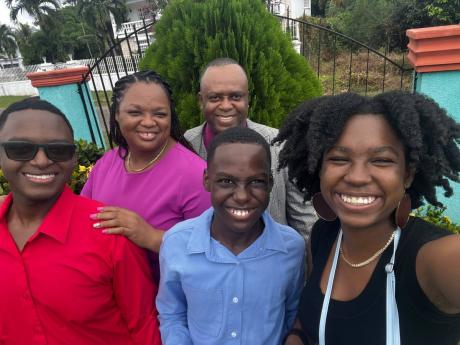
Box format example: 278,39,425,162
109,70,194,157
0,97,74,137
207,127,271,170
199,57,248,86
274,91,460,209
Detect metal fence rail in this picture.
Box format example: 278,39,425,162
275,14,413,95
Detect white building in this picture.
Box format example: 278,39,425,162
111,0,156,54
0,56,23,69
271,0,311,18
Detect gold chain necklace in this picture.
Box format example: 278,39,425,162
340,231,396,268
126,141,168,173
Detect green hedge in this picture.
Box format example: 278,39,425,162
413,205,460,234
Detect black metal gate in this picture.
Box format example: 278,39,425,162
78,15,413,146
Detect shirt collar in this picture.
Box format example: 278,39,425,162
186,208,213,254
38,186,76,243
186,208,288,254
0,186,76,245
260,212,288,253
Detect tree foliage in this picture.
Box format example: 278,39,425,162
311,0,460,51
424,0,460,25
326,0,392,49
146,0,169,22
73,0,128,47
5,0,60,25
0,24,17,61
140,0,322,129
13,6,104,64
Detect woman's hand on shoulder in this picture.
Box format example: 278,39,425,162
91,206,164,252
416,234,460,314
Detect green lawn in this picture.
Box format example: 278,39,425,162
91,91,112,107
0,96,29,109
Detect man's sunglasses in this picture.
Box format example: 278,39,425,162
0,141,76,162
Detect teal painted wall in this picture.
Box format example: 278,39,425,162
38,82,105,148
416,70,460,222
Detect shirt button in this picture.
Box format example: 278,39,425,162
231,331,237,338
232,297,239,304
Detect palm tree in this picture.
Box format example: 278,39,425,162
0,24,18,67
74,0,127,48
5,0,60,25
14,23,34,46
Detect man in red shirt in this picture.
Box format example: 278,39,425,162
0,98,161,345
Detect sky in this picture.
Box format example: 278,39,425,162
0,2,35,27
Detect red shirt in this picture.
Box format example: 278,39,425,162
0,186,162,345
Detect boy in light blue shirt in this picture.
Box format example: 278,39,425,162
157,127,305,345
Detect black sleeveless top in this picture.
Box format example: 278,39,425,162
298,217,460,345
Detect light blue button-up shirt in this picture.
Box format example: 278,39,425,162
157,208,306,345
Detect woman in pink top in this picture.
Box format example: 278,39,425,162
81,71,210,281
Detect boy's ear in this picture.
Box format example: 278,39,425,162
203,169,211,192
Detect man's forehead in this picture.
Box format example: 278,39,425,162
201,65,248,89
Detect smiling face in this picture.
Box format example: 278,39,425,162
0,109,76,206
116,82,171,156
204,142,272,239
320,114,414,233
199,64,249,135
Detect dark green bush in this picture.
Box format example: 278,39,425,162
140,0,322,129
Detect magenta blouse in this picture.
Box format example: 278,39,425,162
81,143,211,281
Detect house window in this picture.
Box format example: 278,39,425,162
304,0,311,8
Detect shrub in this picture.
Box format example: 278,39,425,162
413,205,460,234
0,139,104,195
140,0,322,129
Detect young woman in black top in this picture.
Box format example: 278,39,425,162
275,91,460,345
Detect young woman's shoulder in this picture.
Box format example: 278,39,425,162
405,217,460,315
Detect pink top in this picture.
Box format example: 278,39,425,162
81,143,211,280
202,121,248,149
203,123,215,149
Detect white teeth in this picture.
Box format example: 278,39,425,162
340,194,376,205
230,209,249,217
25,173,55,180
139,132,154,138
